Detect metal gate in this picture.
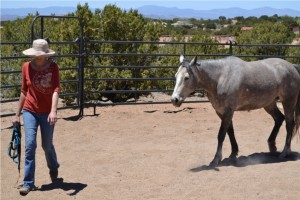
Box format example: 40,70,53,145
1,15,86,117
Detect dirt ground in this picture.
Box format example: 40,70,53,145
1,97,300,200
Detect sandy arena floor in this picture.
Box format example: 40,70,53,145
1,100,300,200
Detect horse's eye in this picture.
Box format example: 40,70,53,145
184,76,189,81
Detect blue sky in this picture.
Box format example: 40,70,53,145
2,0,300,11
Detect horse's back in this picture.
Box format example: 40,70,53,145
219,57,292,88
216,57,300,111
255,58,300,86
235,57,300,83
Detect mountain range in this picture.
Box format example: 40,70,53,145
1,5,300,21
138,6,300,19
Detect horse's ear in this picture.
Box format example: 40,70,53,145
180,55,185,63
190,56,198,65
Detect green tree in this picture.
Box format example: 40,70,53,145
1,14,37,99
75,4,164,102
236,22,294,60
287,45,300,65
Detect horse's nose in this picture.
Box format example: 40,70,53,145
171,97,178,104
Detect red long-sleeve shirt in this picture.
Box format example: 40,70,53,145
21,61,60,114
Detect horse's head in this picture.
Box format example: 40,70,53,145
171,55,199,107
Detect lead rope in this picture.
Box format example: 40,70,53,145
7,122,21,186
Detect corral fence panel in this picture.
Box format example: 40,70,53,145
1,16,300,117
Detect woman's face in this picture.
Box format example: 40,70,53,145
34,57,47,65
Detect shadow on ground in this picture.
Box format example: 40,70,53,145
38,178,87,196
190,151,300,172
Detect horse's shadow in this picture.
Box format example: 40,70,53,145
190,151,300,172
38,178,87,196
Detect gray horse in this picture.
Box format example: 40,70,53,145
171,55,300,168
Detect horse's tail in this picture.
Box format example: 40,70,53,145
293,91,300,139
293,64,300,138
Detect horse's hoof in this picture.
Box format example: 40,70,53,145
279,149,291,159
279,152,287,159
209,158,221,169
208,162,218,169
229,152,238,159
268,141,277,153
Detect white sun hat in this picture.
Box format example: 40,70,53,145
23,39,56,57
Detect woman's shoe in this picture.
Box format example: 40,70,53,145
50,169,58,181
19,186,30,195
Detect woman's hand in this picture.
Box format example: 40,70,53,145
49,91,59,126
48,111,58,125
12,115,20,126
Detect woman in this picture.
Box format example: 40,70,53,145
14,39,60,195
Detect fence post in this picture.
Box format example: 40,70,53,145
227,40,237,56
78,36,85,116
41,17,44,39
228,40,233,55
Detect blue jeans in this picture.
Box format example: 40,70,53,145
22,110,60,188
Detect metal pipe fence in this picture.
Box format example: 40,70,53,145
1,39,300,117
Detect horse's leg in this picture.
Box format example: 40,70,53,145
210,108,234,168
227,122,239,158
216,112,238,158
280,103,296,158
264,102,285,153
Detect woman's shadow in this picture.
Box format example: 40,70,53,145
190,151,300,172
38,178,87,196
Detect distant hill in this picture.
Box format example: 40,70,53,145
1,7,77,21
138,5,300,19
1,5,300,21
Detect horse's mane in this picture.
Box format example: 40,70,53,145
181,56,242,76
201,56,241,64
180,60,194,75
